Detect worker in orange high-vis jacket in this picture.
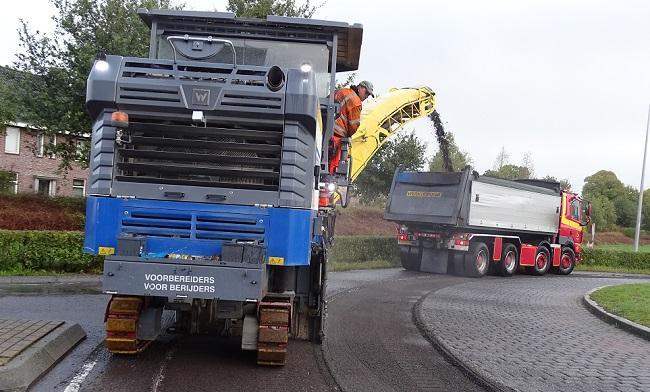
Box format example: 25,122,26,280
329,80,374,174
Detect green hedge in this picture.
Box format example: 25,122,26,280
329,236,399,264
581,248,650,271
3,230,646,274
0,230,101,273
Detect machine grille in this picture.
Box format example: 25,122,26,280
120,208,265,242
115,117,283,191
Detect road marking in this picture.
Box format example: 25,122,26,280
63,360,97,392
152,344,177,392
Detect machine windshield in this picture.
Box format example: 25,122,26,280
157,36,332,97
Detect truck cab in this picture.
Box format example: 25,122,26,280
559,191,589,258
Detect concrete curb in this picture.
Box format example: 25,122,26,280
0,322,86,392
583,285,650,342
413,291,515,392
573,271,650,279
0,275,101,285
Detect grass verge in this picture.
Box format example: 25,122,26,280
575,264,650,275
595,244,650,253
590,283,650,328
329,259,399,272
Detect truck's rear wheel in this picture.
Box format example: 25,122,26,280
557,247,576,275
531,247,550,276
400,247,421,271
497,243,518,276
464,242,489,278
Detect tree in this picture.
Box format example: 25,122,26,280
613,185,639,228
0,67,20,126
542,175,572,191
11,0,179,170
336,72,357,89
642,189,650,231
484,164,531,180
493,146,510,170
521,151,535,177
226,0,319,17
429,132,472,172
582,170,626,201
355,131,427,204
582,170,639,228
590,195,617,231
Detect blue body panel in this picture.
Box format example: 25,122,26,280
84,196,314,266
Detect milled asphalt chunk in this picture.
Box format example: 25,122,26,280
417,275,650,392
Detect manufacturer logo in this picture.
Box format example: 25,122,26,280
406,191,442,198
192,88,210,106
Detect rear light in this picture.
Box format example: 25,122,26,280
398,234,409,241
111,111,129,127
452,233,470,247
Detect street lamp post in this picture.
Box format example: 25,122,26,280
634,104,650,252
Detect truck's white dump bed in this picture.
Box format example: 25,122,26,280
468,180,560,235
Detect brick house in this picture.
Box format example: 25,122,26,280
0,123,89,197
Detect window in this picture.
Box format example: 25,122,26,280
48,135,57,159
10,173,18,194
75,139,86,162
72,179,86,197
570,199,581,221
36,133,45,157
1,172,18,194
4,127,20,154
35,178,56,197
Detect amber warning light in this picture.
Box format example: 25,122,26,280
111,111,129,127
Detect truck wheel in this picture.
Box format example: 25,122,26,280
464,242,489,278
449,251,465,276
400,247,421,271
557,247,576,275
497,243,518,277
531,246,550,276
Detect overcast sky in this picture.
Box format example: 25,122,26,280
2,0,649,192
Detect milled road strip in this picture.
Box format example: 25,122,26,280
418,275,650,392
583,286,650,341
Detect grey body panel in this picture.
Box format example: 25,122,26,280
137,8,362,72
468,180,560,235
384,170,472,226
385,167,561,236
103,257,267,301
86,56,320,208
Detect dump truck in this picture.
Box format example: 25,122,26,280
84,8,437,365
385,167,590,277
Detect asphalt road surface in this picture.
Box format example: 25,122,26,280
5,269,646,391
0,269,486,392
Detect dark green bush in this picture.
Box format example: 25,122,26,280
329,236,399,264
581,248,650,270
0,230,101,272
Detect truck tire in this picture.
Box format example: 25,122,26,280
497,243,518,277
557,247,576,275
531,246,550,276
464,242,489,278
400,247,421,271
449,251,466,276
